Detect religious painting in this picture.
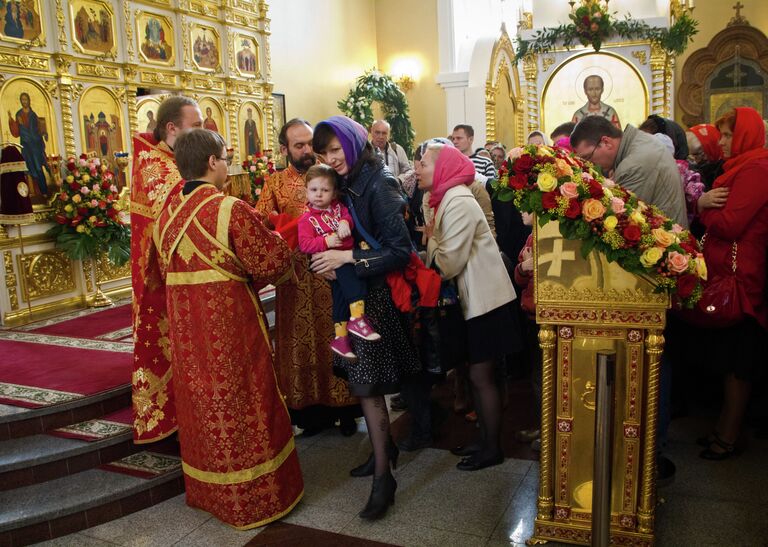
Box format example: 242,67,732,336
190,23,220,71
0,0,43,44
709,91,764,123
136,11,174,66
198,97,225,137
235,34,259,77
136,96,161,135
0,77,58,201
541,52,648,138
79,86,125,175
70,0,116,56
238,101,262,157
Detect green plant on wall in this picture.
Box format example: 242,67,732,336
338,69,415,157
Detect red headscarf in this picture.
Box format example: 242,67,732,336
689,124,722,162
428,145,476,210
713,107,768,189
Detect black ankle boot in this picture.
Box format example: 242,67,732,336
349,442,399,477
359,469,397,520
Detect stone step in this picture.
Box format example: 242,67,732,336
0,458,183,546
0,430,137,491
0,386,130,441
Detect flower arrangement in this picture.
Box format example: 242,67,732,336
570,0,611,51
242,152,275,204
514,2,698,63
46,154,130,266
491,144,707,307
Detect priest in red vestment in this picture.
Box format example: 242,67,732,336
130,96,202,444
155,128,303,527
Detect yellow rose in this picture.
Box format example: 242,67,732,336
640,247,664,268
64,204,73,212
652,228,676,248
76,224,86,233
89,215,98,224
536,146,554,157
247,155,253,161
630,211,646,225
101,165,108,173
537,172,558,192
582,198,606,222
66,175,74,183
72,194,82,203
603,216,618,231
82,174,91,183
694,256,708,281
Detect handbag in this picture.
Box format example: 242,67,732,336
679,235,743,328
415,274,467,374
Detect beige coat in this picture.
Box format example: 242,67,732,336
422,178,495,238
427,185,516,320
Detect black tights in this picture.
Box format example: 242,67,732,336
469,360,502,458
361,395,391,476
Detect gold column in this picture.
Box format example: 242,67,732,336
55,55,76,158
126,86,139,137
537,324,557,520
649,43,667,117
637,329,663,533
226,96,242,162
523,54,539,135
485,83,497,142
3,251,18,311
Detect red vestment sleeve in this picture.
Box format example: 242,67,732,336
229,200,293,285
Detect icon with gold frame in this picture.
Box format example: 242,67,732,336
1,76,59,204
79,86,125,177
199,97,225,137
136,10,175,66
235,34,259,78
0,0,44,45
136,95,162,135
190,23,220,72
238,101,263,157
69,0,116,57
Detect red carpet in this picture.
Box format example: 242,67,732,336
0,340,131,408
26,305,131,340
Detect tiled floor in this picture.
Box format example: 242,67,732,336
36,413,768,546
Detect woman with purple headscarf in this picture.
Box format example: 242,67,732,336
310,116,420,520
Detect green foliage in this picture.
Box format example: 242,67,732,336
46,222,130,267
514,12,698,63
338,69,416,157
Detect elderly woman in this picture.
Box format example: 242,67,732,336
420,143,521,470
697,107,768,460
310,116,420,518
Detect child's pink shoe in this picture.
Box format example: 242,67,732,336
331,336,357,360
348,316,381,341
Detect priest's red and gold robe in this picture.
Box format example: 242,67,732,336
130,133,181,443
256,165,356,409
155,183,303,528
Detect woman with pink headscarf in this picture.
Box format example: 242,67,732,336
420,142,521,471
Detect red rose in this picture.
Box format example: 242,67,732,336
542,191,559,210
98,200,107,209
676,273,697,299
107,208,118,218
77,207,88,216
67,162,76,172
71,216,82,225
623,224,642,245
499,163,509,177
565,199,581,219
510,172,529,190
55,214,68,224
680,240,697,255
95,220,107,227
588,179,604,199
70,182,81,191
102,181,110,189
79,153,88,160
513,155,534,173
582,15,590,24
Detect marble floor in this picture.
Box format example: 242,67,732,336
34,411,768,547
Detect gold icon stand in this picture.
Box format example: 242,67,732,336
527,221,668,547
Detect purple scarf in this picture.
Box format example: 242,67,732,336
315,115,369,173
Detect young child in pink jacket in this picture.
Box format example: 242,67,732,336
298,164,380,359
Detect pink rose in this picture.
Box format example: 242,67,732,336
671,223,684,234
80,187,90,195
667,251,689,273
603,178,616,188
610,197,626,214
581,171,594,184
110,185,118,193
92,184,99,192
78,159,87,166
249,166,257,173
255,187,262,195
90,199,98,207
559,182,579,199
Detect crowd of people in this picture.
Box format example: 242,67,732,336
130,95,768,529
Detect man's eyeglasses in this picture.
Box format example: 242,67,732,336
581,140,603,162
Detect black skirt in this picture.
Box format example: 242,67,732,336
465,301,523,364
333,284,421,397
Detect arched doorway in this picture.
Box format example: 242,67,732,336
485,26,524,149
